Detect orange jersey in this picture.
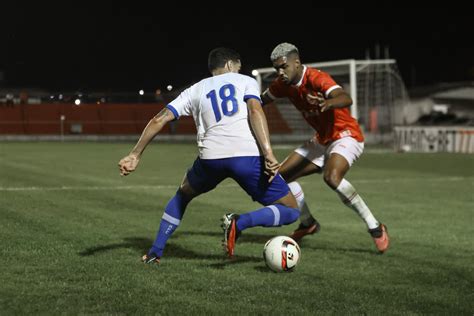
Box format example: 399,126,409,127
268,66,364,145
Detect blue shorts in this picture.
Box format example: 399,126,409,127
186,156,289,206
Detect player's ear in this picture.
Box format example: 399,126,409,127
226,60,233,71
226,60,241,73
235,60,242,72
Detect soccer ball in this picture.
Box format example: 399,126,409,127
263,236,301,272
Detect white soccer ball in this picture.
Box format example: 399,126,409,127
263,236,301,272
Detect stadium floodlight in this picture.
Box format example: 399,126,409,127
139,90,144,95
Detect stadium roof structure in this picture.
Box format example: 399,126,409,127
432,86,474,101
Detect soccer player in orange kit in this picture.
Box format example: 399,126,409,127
261,43,389,253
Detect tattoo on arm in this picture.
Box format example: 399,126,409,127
153,108,175,123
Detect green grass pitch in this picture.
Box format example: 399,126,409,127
0,142,472,314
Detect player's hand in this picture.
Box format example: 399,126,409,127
263,153,280,182
306,92,331,112
118,154,140,176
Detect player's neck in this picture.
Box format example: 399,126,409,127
295,67,304,85
291,65,305,86
212,69,229,76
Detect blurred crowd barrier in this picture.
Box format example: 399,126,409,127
0,103,290,136
394,126,474,153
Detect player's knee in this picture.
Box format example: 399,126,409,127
323,169,342,189
278,167,291,182
285,191,298,209
288,181,303,197
178,184,198,200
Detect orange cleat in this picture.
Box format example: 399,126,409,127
289,220,321,242
221,213,240,258
369,223,390,253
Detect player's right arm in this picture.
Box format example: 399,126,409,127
246,98,279,181
118,107,175,176
261,81,284,106
260,90,274,106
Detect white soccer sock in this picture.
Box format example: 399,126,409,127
335,179,379,229
288,181,316,226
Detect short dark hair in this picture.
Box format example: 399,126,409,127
208,47,241,72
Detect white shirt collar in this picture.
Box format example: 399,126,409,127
295,65,307,87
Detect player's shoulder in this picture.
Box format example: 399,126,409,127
306,67,334,84
203,73,256,84
229,72,258,85
306,67,330,78
192,76,220,93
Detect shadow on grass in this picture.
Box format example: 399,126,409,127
175,230,379,254
301,242,379,255
173,230,277,244
253,265,276,273
78,231,378,272
78,237,151,256
207,255,262,269
78,236,262,267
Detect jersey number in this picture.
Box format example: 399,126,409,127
206,84,238,122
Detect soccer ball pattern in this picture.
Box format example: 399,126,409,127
263,236,301,272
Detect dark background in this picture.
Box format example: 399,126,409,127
1,5,472,91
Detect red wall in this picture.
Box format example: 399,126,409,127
0,103,291,135
263,103,292,134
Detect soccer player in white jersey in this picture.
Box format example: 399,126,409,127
118,47,300,264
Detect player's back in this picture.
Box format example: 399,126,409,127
168,72,262,159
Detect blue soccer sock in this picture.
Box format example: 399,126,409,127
236,204,299,232
149,190,190,257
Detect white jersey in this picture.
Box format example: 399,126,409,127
167,72,262,159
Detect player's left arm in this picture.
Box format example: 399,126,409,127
306,88,353,112
118,107,175,176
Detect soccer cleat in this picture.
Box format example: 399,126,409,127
221,213,241,258
369,223,390,253
289,219,321,242
142,252,161,264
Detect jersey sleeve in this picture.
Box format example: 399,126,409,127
166,86,193,119
265,80,287,100
311,71,342,98
243,77,262,103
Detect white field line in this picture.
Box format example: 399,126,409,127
0,177,471,192
0,184,179,191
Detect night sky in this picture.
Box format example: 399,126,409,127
1,5,472,92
